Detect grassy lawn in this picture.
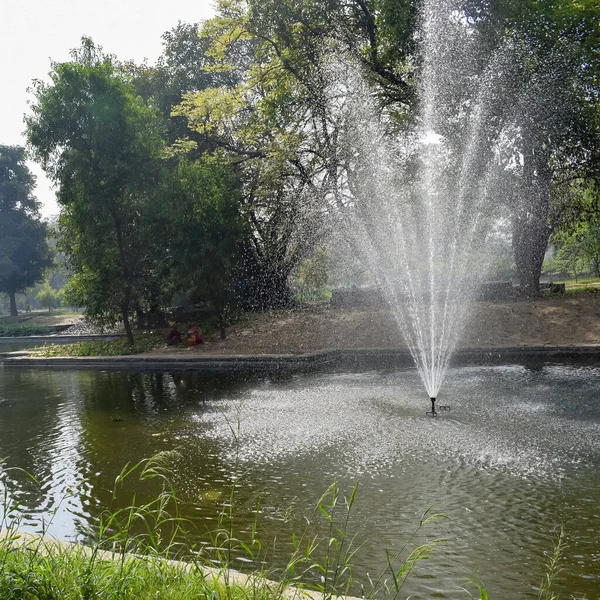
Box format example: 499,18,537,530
550,276,600,287
0,323,55,337
0,309,85,336
0,309,82,327
36,332,165,357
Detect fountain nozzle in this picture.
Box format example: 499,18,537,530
426,397,437,417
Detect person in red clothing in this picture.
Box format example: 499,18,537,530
166,325,183,346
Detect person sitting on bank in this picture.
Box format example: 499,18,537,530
186,326,204,347
166,325,183,346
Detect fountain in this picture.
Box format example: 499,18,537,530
330,0,525,408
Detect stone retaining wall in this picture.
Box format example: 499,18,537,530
2,346,599,373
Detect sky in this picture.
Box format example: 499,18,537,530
1,0,216,218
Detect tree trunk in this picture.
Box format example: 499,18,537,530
122,307,135,346
258,268,291,309
110,209,135,346
8,290,17,317
218,310,226,340
512,143,552,298
513,214,550,296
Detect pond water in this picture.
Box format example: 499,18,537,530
0,364,599,598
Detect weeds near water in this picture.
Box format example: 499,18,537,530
533,527,585,600
465,527,586,600
0,451,451,600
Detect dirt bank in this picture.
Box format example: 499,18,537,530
148,292,600,356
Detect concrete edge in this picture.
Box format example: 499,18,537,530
1,345,600,372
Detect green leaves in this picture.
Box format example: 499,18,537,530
0,152,53,313
27,39,166,341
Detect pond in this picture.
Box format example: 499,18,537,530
0,364,599,598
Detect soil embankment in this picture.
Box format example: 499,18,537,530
148,292,600,356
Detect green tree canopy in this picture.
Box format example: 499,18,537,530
0,145,52,316
26,39,165,343
170,0,419,305
0,145,38,212
161,158,246,338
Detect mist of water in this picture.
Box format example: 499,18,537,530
329,0,524,399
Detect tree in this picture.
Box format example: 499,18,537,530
36,280,62,312
550,184,600,279
463,0,600,295
171,0,419,307
0,145,52,316
26,39,165,344
0,145,38,212
161,159,246,339
0,209,53,316
123,21,239,146
297,245,331,299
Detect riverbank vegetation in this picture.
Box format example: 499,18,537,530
1,456,572,600
36,334,163,357
0,458,454,600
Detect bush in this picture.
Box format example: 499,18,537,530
0,323,54,337
37,331,164,357
36,281,63,311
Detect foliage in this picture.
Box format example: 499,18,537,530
36,280,63,311
125,21,239,147
0,145,37,212
546,185,600,280
26,39,165,344
295,246,332,301
0,323,53,337
463,0,600,295
298,246,331,290
159,158,246,339
37,332,164,357
0,146,53,316
170,0,420,307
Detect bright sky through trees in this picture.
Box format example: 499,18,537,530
0,0,215,218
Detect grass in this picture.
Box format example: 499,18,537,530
36,332,165,357
34,313,239,357
556,277,600,286
0,309,80,323
564,286,600,296
0,428,581,600
0,455,452,600
0,539,267,600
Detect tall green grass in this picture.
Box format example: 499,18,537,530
0,453,449,600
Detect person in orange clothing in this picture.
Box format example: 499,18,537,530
186,326,204,346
